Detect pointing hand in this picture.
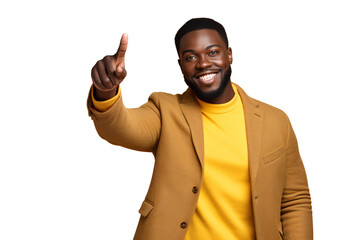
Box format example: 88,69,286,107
91,33,128,100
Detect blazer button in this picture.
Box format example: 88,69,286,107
192,186,198,194
180,222,187,229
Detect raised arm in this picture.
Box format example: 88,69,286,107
88,34,161,152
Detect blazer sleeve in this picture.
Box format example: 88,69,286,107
281,117,313,240
87,86,161,152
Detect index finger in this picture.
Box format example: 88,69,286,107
115,33,128,65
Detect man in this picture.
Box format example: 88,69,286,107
87,18,313,240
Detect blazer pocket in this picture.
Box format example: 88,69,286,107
263,146,285,164
138,199,154,217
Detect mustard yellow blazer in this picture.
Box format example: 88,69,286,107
87,83,313,240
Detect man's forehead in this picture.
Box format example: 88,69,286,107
179,29,225,49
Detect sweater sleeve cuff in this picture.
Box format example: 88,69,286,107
91,85,121,112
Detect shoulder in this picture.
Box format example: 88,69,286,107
254,98,289,122
234,83,289,122
147,87,196,106
234,83,291,139
147,91,182,106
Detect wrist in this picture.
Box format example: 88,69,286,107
93,85,118,101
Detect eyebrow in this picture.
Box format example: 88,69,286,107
182,44,221,56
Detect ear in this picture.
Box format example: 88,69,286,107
228,47,233,64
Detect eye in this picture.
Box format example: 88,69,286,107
186,55,197,62
208,50,218,56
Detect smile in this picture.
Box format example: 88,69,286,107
196,72,218,84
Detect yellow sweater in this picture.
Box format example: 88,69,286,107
184,84,255,240
92,84,255,239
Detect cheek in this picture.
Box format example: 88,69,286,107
181,64,195,76
212,57,228,67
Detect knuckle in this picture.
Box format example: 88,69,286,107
102,77,112,86
91,68,98,81
96,59,102,66
92,62,99,72
94,60,103,71
96,61,104,72
103,55,112,62
109,74,117,83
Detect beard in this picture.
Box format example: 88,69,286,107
184,66,232,102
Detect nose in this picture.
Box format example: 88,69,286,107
196,55,212,69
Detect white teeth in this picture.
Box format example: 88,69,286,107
199,73,216,82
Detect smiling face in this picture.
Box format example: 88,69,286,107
178,29,234,104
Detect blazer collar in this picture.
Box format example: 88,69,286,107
179,83,263,188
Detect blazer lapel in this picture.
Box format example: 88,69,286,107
235,84,263,189
179,88,205,170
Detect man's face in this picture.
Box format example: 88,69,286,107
178,29,233,102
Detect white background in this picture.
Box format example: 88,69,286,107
1,0,359,239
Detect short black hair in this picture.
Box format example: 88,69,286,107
175,18,229,54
